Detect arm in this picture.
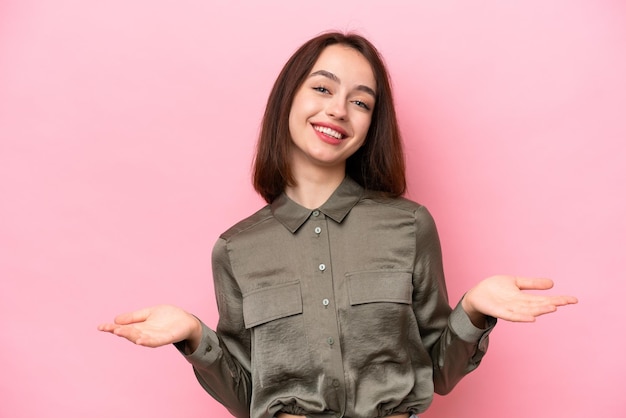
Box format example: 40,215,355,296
412,207,578,395
98,237,252,418
176,237,252,418
411,206,495,395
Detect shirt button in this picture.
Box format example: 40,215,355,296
318,263,326,271
312,210,320,217
322,298,330,306
314,226,322,234
327,337,334,345
332,379,340,387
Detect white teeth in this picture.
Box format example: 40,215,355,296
314,125,344,140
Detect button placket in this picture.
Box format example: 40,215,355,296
307,208,344,404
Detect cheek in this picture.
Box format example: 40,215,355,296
357,115,373,138
287,108,305,144
287,111,295,137
287,98,301,139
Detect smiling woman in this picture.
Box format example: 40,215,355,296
287,44,376,206
98,31,577,418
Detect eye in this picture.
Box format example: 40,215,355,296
352,100,371,111
313,86,331,94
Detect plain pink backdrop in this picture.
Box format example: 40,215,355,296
1,1,624,417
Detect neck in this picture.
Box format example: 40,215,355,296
286,165,346,210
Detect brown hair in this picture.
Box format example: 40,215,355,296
253,31,406,203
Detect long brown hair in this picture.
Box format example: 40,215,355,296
253,32,406,203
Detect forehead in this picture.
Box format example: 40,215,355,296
310,44,376,90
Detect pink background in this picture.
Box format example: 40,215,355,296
1,1,624,417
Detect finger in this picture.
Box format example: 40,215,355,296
549,295,578,306
523,295,579,315
98,323,121,333
496,309,537,323
527,304,558,317
515,277,554,291
114,307,152,325
129,331,170,348
110,325,171,347
501,303,557,322
135,335,164,348
112,325,144,344
523,294,578,307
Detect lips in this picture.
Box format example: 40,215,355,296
312,123,347,141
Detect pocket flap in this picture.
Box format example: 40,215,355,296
242,281,303,328
347,271,413,305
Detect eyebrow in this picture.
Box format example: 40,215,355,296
309,70,377,98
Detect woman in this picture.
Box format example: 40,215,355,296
99,32,577,418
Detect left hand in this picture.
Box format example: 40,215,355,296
462,276,578,324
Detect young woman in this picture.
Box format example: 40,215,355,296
99,32,577,418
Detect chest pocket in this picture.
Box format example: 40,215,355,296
242,281,303,329
241,281,309,387
347,271,413,305
344,271,416,367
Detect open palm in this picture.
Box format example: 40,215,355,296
462,276,578,323
98,304,201,348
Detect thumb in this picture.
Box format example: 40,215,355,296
515,277,554,291
114,307,152,325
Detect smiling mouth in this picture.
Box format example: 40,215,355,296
313,125,345,140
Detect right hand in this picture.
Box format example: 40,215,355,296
98,304,202,350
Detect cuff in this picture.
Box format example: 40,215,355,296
448,300,496,344
173,321,221,366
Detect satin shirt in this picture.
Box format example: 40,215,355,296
177,177,495,418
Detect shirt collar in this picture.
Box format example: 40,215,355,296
271,176,364,233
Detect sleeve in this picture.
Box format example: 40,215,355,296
411,205,496,395
174,237,252,418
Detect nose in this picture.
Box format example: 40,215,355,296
325,96,348,120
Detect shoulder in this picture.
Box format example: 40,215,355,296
361,191,427,215
360,191,438,230
219,205,274,241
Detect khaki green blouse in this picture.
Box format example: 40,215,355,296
178,176,495,418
